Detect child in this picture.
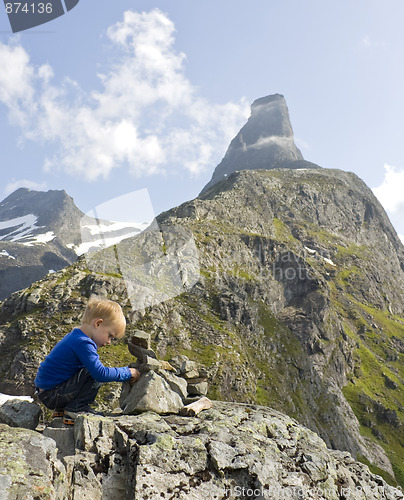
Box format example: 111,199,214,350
35,296,140,424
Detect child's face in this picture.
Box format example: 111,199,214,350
91,319,119,348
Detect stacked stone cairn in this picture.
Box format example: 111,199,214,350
119,330,212,415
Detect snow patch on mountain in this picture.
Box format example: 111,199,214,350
0,250,16,259
22,231,55,246
71,219,151,256
0,214,55,245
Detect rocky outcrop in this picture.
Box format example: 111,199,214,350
201,94,319,193
1,402,403,499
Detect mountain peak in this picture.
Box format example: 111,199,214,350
201,93,319,193
1,188,70,208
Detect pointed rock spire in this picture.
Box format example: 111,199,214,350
201,94,318,193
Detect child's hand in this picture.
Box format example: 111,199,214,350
129,368,141,384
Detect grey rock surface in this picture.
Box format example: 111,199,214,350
0,423,67,499
120,370,184,414
3,403,402,499
187,380,209,396
0,399,41,430
43,421,75,458
159,369,188,400
130,329,151,349
128,341,157,361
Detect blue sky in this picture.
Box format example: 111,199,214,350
0,1,404,240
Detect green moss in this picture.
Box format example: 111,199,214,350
154,433,175,450
251,303,310,417
357,302,404,339
357,455,400,488
98,341,134,368
255,385,271,406
94,271,123,279
54,271,74,285
343,369,404,488
335,244,368,259
302,223,342,246
12,306,43,322
338,266,361,282
226,266,257,282
272,218,298,245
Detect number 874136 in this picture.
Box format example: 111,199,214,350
5,3,53,14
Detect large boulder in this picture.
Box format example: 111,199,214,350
120,370,184,414
0,423,66,499
0,399,41,430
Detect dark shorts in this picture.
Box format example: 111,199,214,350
36,368,102,412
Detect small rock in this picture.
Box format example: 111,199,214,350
383,374,398,390
0,399,41,430
131,330,151,349
183,369,200,379
142,356,162,371
159,360,175,371
168,355,190,373
159,370,188,400
181,359,199,376
43,424,75,458
128,342,157,362
187,381,209,396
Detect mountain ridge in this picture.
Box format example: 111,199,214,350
2,402,403,499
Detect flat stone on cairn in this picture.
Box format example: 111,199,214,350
131,330,151,349
128,330,157,362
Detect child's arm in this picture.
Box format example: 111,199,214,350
75,336,134,382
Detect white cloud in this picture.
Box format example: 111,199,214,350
372,164,404,214
4,179,47,195
359,35,388,50
295,137,310,151
373,164,404,244
0,9,249,181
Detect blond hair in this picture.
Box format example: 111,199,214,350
81,297,126,339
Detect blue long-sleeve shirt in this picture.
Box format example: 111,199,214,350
35,328,131,390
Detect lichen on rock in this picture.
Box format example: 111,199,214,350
2,402,403,499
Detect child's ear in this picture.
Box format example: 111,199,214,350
94,318,103,327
